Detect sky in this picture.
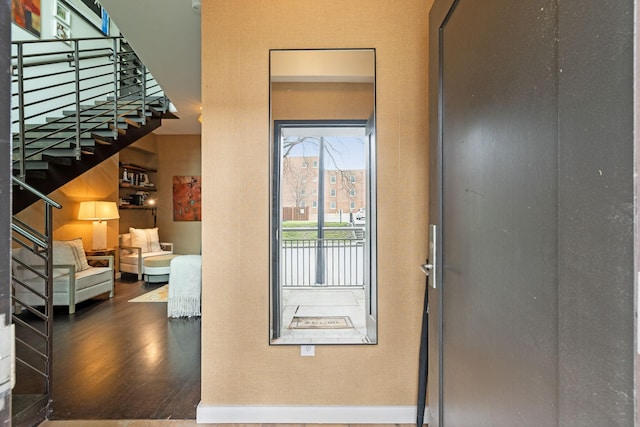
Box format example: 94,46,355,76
283,135,366,170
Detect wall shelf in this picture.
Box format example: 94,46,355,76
119,161,157,208
118,205,155,210
119,162,157,173
119,184,157,191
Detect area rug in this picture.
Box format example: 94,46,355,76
289,316,354,329
128,285,168,303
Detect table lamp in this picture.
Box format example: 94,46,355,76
78,201,120,250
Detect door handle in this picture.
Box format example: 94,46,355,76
419,224,437,289
420,263,433,276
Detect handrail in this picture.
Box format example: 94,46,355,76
11,175,62,411
11,51,113,69
13,35,122,45
11,176,61,209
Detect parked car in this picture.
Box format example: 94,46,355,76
355,208,366,220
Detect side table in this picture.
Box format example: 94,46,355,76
85,248,117,272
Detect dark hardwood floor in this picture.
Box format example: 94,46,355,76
23,277,201,420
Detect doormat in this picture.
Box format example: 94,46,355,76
289,316,354,329
128,285,168,303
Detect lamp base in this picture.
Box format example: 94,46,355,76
92,221,108,250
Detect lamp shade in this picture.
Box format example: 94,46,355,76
77,201,120,221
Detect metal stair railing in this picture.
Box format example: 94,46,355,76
11,35,170,182
10,176,62,421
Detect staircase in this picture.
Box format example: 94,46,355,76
10,35,172,427
11,36,174,213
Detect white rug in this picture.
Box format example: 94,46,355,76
128,285,168,303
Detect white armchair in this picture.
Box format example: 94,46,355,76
119,227,173,279
12,238,114,315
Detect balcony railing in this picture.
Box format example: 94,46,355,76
281,227,365,287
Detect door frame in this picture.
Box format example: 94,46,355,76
427,1,457,425
428,1,636,426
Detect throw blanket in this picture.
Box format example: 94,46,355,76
168,255,202,318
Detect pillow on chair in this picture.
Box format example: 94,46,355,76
120,233,132,254
12,247,45,282
54,238,90,273
129,227,161,253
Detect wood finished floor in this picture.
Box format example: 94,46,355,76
40,423,413,427
29,279,420,427
18,276,201,421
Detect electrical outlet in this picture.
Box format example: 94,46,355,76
301,345,315,356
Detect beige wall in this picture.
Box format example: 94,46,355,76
272,82,374,120
201,0,430,407
16,156,120,251
156,134,202,255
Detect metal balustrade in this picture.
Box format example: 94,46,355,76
11,36,169,182
10,176,61,422
281,227,365,287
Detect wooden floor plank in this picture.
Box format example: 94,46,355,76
40,278,201,420
32,278,419,426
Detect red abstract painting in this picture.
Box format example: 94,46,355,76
173,176,201,221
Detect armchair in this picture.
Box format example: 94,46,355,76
12,238,114,314
119,227,173,280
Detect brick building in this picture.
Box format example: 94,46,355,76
282,155,365,221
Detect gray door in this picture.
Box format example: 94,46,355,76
428,1,635,426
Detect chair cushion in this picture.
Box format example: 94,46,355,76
143,254,181,268
15,266,112,295
72,267,112,291
119,250,173,266
129,227,161,253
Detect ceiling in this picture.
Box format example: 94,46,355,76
98,0,202,135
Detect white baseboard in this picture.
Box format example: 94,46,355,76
196,404,419,424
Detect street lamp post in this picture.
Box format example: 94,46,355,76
315,136,325,284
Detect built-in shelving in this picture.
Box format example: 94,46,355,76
119,162,157,209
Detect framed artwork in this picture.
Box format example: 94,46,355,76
55,20,71,44
12,0,42,38
54,0,71,25
100,8,110,36
173,176,202,221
